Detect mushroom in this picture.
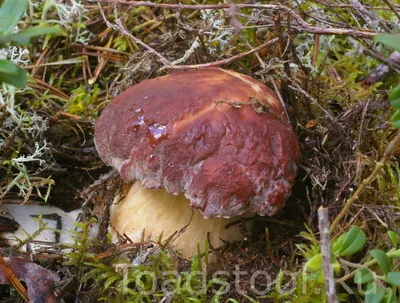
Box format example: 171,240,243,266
94,68,300,259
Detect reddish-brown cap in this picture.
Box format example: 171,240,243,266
94,68,300,218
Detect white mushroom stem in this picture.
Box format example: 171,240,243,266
110,182,246,259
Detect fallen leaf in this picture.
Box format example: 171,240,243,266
0,256,60,303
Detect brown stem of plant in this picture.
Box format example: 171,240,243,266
98,4,172,68
363,51,400,85
381,0,400,21
97,1,281,71
96,0,378,71
318,207,338,303
336,257,379,284
330,130,400,233
90,0,376,38
169,38,279,70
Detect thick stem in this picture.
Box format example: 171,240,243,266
110,182,245,259
318,207,337,303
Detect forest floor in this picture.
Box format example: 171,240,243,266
1,1,400,302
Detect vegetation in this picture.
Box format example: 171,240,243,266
1,0,400,302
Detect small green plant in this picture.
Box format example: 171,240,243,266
0,0,62,87
0,0,63,202
11,214,51,250
68,84,101,116
303,226,400,303
389,85,400,129
80,240,227,302
374,34,400,128
1,141,54,202
65,218,97,280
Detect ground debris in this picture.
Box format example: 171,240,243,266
0,255,60,303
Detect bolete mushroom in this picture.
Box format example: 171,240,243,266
94,68,300,258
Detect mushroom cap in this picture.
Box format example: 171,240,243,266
94,68,300,218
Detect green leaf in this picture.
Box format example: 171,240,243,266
389,85,400,109
332,257,342,274
386,272,400,287
332,233,346,254
354,268,373,284
370,249,390,275
7,26,63,45
0,59,28,87
0,0,28,35
365,283,386,303
387,231,398,249
337,226,366,257
304,253,325,284
305,253,323,271
391,109,400,129
384,288,396,303
304,270,324,285
104,275,119,290
374,34,400,52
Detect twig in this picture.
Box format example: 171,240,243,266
30,78,70,100
363,51,400,85
98,4,171,68
381,0,400,21
354,100,370,151
92,34,114,83
90,0,277,10
95,242,150,259
95,0,377,71
225,216,303,229
239,34,264,67
312,35,320,66
330,130,400,233
357,39,400,74
269,76,289,121
69,43,130,55
318,207,338,303
88,0,399,12
316,3,399,11
80,170,118,208
90,0,376,38
73,52,126,61
287,80,341,129
265,227,279,266
170,38,279,70
337,258,377,283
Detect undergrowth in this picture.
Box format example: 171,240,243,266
1,0,400,302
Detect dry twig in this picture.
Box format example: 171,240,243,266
170,38,279,70
318,207,338,303
330,130,400,233
98,4,172,68
91,0,376,38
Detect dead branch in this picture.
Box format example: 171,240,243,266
363,51,400,85
318,207,337,303
170,37,279,70
330,130,400,233
91,0,376,38
98,4,172,68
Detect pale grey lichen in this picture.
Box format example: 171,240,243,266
1,141,52,200
40,0,92,44
200,9,234,55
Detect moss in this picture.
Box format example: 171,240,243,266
2,0,400,302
